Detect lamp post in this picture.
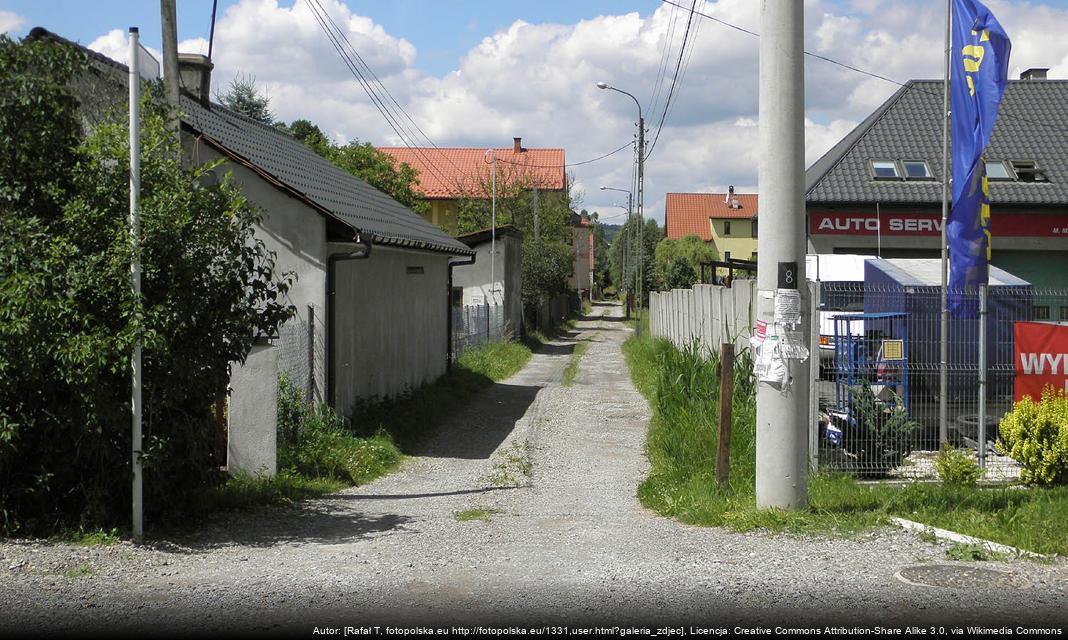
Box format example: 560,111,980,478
601,186,633,317
484,149,497,306
597,81,645,337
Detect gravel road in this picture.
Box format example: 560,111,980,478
1,302,1065,635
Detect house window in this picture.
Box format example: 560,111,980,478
1034,305,1051,320
724,220,732,236
1060,306,1068,321
1010,160,1049,183
902,160,933,180
870,160,900,179
751,218,758,238
986,160,1013,181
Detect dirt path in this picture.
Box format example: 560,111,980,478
1,302,1066,634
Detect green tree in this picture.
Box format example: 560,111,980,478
217,73,274,124
589,211,612,295
281,118,330,155
0,38,292,533
609,216,661,300
326,141,428,215
654,234,718,289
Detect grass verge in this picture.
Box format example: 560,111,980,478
623,333,1068,556
562,340,590,387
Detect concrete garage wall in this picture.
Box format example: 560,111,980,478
332,245,449,414
453,234,523,335
191,145,329,400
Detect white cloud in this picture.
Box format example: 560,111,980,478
0,10,25,35
84,0,1068,224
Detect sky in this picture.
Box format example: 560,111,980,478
5,0,1068,224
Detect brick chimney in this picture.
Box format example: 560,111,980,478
1020,68,1049,81
177,53,213,106
513,137,523,153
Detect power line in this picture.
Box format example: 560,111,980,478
645,0,698,160
491,141,634,169
303,0,458,187
647,0,681,118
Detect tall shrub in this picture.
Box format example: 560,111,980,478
998,388,1068,485
0,37,292,533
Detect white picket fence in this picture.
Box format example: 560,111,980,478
648,280,756,354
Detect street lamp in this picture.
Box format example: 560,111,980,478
601,186,633,317
597,81,645,337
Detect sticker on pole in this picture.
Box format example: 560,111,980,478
754,320,767,344
774,288,801,325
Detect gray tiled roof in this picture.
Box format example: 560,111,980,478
181,96,471,255
806,79,1068,205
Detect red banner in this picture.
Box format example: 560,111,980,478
1014,321,1068,401
810,211,1068,237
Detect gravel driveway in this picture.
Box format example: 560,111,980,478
1,302,1065,634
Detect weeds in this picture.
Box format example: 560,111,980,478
196,470,347,513
624,333,1068,555
62,563,93,579
454,508,501,522
562,340,590,387
946,543,1007,562
50,528,121,547
488,441,534,487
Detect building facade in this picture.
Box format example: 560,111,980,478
664,190,758,262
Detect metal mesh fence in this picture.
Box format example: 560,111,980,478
812,283,1068,481
452,302,510,361
275,304,323,404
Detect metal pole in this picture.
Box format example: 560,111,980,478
978,283,987,469
809,280,821,473
939,0,952,447
160,0,180,142
755,0,808,509
490,150,496,306
636,113,645,338
128,27,144,543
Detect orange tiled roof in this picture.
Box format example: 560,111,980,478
664,193,758,240
377,147,566,199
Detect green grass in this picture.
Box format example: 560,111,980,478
50,527,121,547
62,563,94,579
488,441,534,487
623,333,1068,556
456,340,533,383
562,340,590,387
352,340,531,451
453,507,501,522
196,470,348,513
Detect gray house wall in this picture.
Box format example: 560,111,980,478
453,233,523,335
332,245,449,414
191,144,329,404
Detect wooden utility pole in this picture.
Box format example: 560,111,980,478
716,343,734,485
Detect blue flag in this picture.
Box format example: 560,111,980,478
948,0,1010,316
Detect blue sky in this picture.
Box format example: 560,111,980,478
6,0,655,76
5,1,1068,220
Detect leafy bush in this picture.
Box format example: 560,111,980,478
998,388,1068,485
934,444,982,487
0,37,292,535
277,376,400,485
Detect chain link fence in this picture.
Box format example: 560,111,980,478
275,304,324,405
813,282,1068,481
452,302,510,361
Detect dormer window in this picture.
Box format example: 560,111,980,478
902,160,933,180
870,160,900,179
986,160,1013,181
1009,160,1049,183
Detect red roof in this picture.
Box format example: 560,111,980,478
664,193,758,240
377,146,566,199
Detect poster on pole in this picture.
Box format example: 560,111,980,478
1014,321,1068,401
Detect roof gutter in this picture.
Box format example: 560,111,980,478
327,234,372,409
446,253,477,372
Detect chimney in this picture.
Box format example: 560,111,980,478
1020,68,1049,81
177,53,213,106
513,137,522,153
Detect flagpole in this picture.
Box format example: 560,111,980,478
939,0,952,447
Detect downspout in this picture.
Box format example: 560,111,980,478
327,234,372,408
446,253,477,372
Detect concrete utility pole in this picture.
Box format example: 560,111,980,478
128,27,144,543
755,0,808,509
160,0,180,139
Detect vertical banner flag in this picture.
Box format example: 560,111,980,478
949,0,1011,316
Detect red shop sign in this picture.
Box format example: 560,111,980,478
810,211,1068,237
1014,321,1068,401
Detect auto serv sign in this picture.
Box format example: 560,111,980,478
1014,321,1068,400
810,211,1068,237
